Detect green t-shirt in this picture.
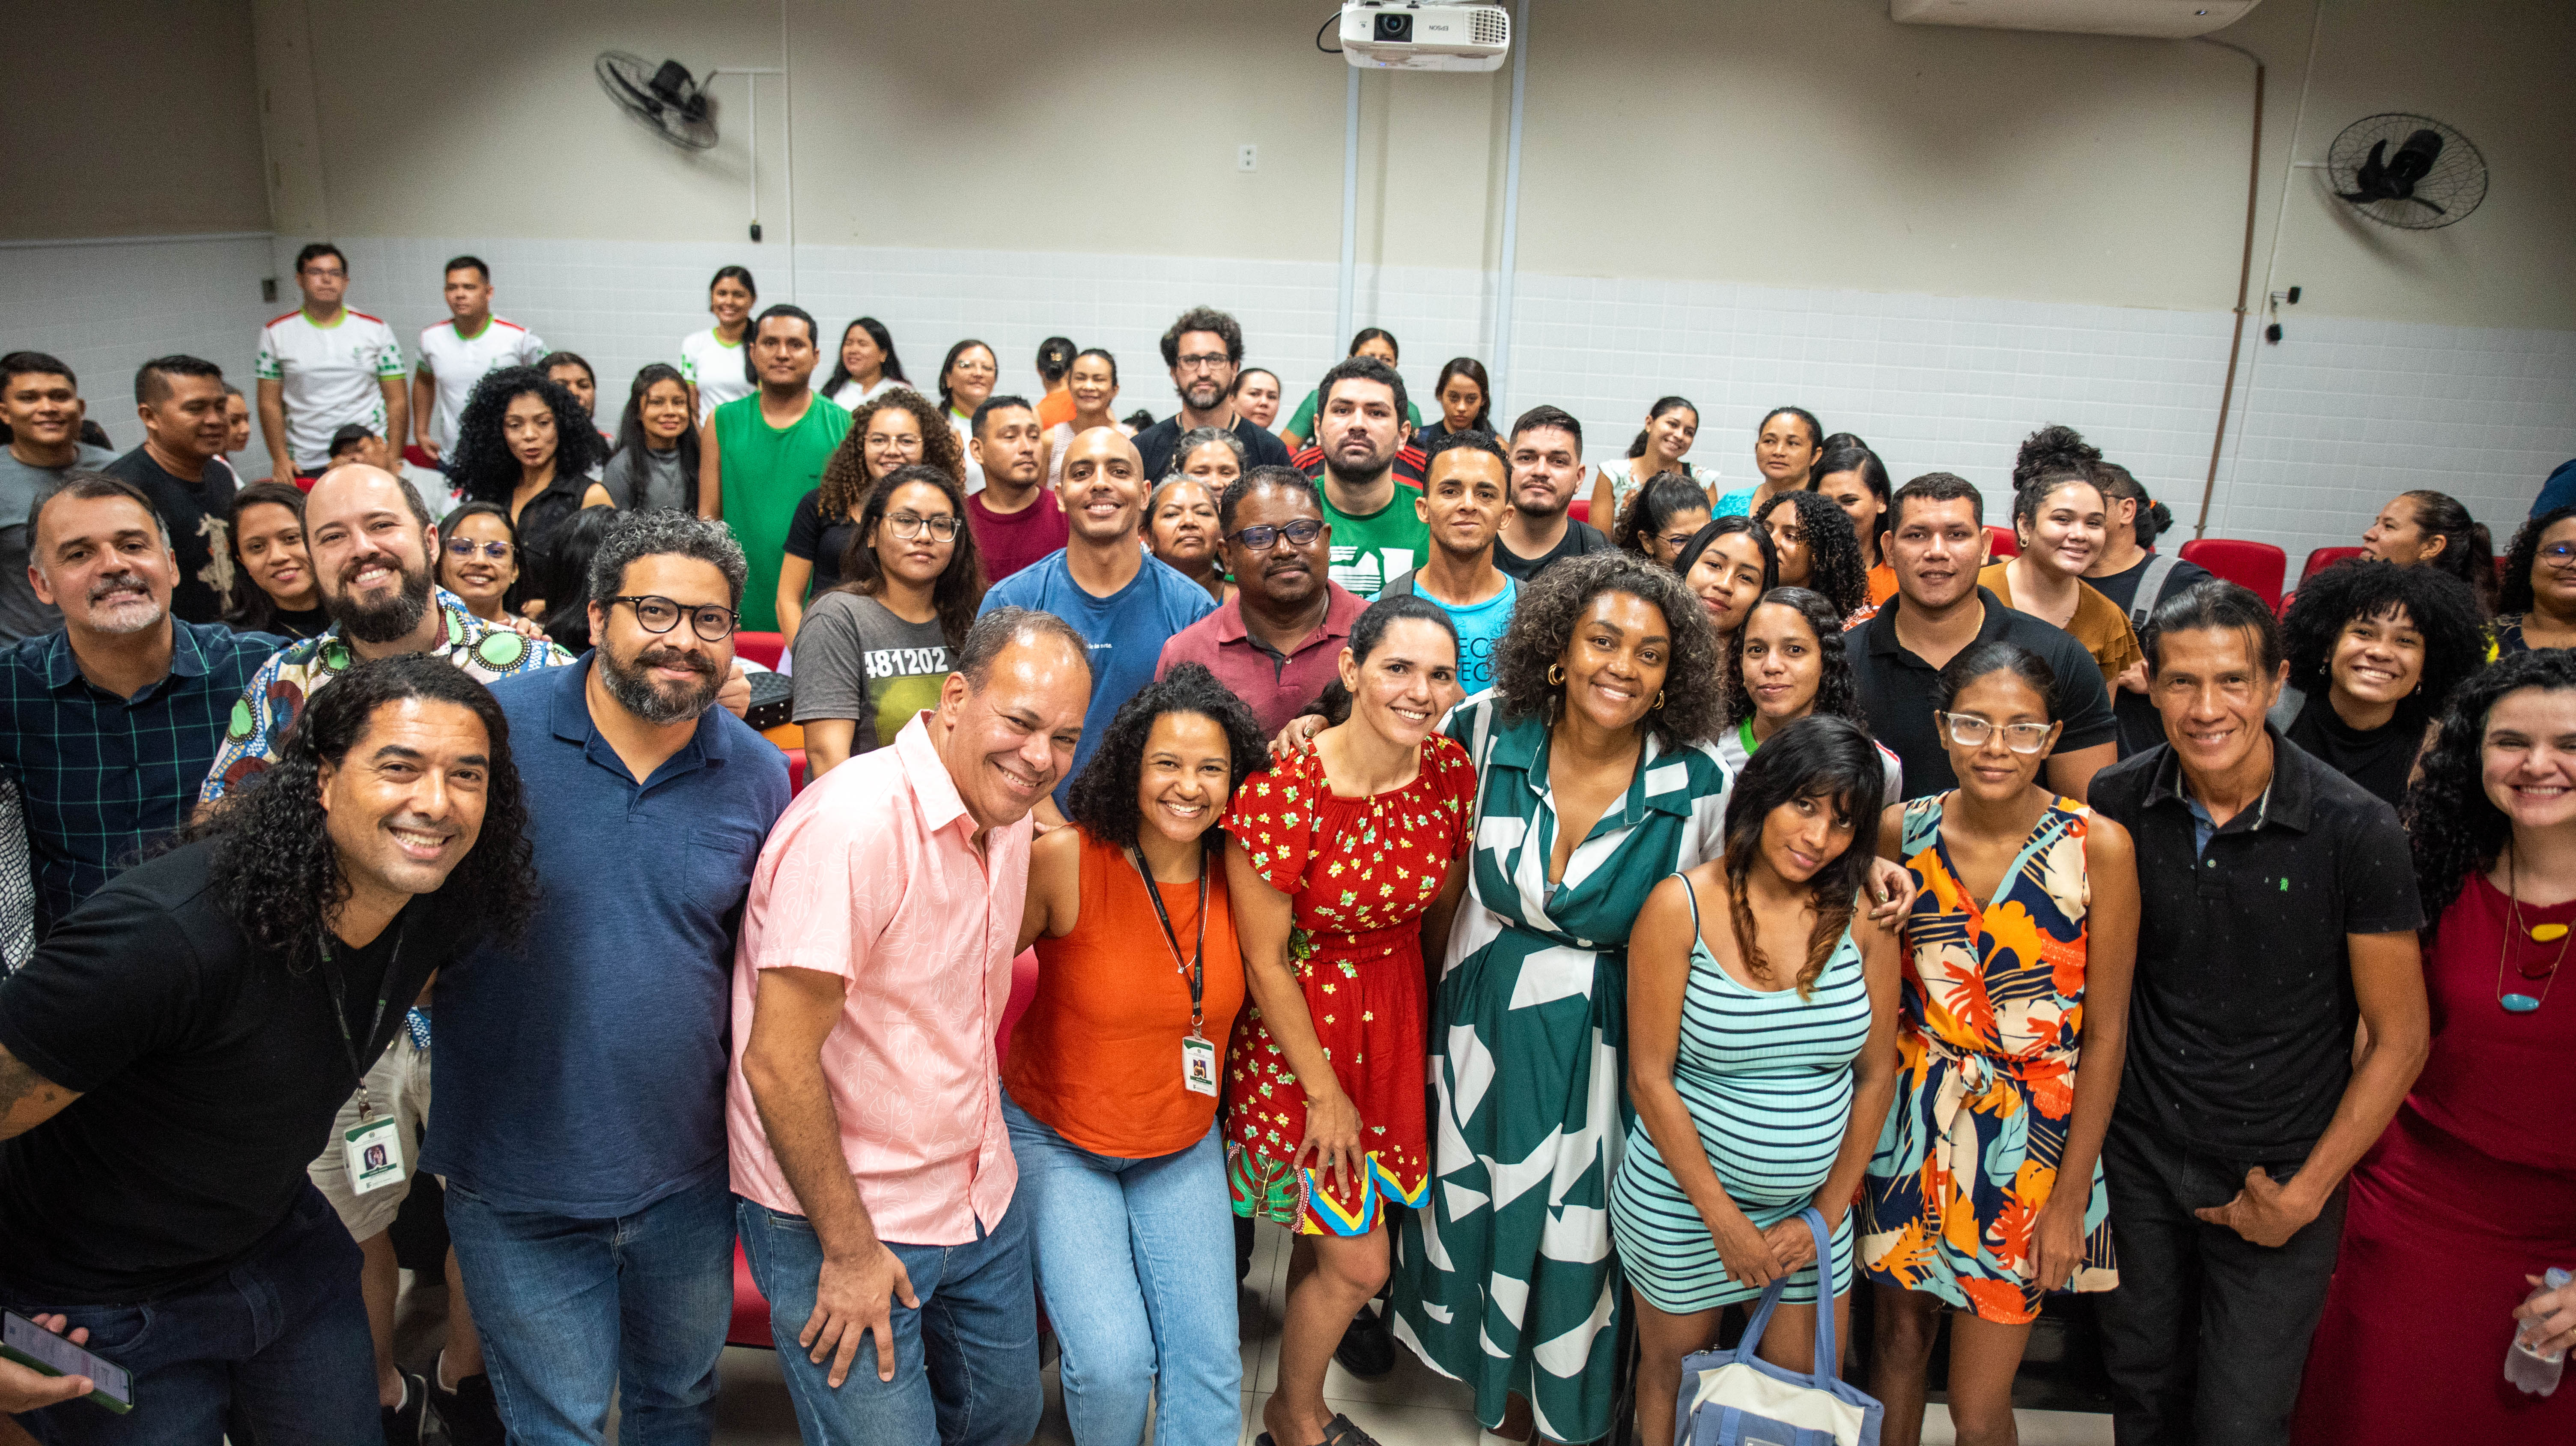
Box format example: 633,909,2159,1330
1286,386,1424,440
1318,482,1430,601
714,393,852,633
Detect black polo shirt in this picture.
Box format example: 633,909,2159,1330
2089,729,2422,1162
1131,412,1291,481
1850,587,2118,799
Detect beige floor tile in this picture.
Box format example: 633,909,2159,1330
1917,1403,2115,1445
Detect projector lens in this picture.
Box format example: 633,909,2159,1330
1375,12,1414,41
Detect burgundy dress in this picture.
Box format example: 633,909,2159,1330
2292,872,2576,1442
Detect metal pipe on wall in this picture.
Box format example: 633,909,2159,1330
1336,67,1360,350
1492,0,1530,402
2192,36,2264,541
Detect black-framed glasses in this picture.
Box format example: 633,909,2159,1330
2541,542,2576,571
1175,353,1232,373
886,511,962,541
611,595,738,642
1229,518,1325,552
1939,712,2053,754
448,539,513,560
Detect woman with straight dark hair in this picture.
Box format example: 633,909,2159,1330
679,264,757,421
1863,641,2139,1446
1419,356,1493,446
2291,648,2576,1443
1811,443,1896,601
1613,470,1715,569
2492,505,2576,655
2364,488,2499,615
600,363,699,512
1614,714,1902,1446
1759,489,1871,623
818,316,907,407
1589,395,1703,529
2271,559,2489,812
223,481,327,638
528,505,617,654
1032,334,1077,429
1675,515,1778,643
1713,405,1825,521
789,463,986,776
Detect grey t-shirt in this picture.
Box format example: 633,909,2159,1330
790,591,952,754
599,445,692,512
0,445,115,642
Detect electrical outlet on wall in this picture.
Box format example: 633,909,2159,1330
262,278,278,303
1236,144,1258,172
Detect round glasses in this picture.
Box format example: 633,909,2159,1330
886,512,962,542
1939,712,2053,754
611,595,738,642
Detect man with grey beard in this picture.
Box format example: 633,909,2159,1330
0,473,280,933
426,511,792,1445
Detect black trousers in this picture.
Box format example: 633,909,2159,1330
2095,1123,2347,1446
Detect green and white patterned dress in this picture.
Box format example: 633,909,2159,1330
1391,693,1732,1443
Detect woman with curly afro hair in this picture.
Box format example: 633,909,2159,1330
1392,552,1915,1442
1719,586,1901,806
778,387,962,640
2289,647,2576,1444
2492,504,2576,656
999,663,1270,1446
1757,489,1871,624
444,365,612,615
2272,558,2488,812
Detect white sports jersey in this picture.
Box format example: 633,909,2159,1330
679,328,754,423
416,315,546,451
254,308,406,470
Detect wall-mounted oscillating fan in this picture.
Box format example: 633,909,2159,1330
2326,113,2486,230
596,52,719,150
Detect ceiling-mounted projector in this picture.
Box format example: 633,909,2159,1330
1341,2,1510,72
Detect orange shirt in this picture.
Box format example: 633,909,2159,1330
1036,388,1077,429
1866,562,1899,607
1003,827,1246,1158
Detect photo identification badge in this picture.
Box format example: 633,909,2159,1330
343,1112,405,1195
1182,1034,1219,1097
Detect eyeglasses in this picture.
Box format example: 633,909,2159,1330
611,595,739,642
2541,543,2576,571
1939,712,2053,754
447,539,513,560
1229,518,1326,552
1175,353,1232,373
1661,531,1702,555
886,511,962,541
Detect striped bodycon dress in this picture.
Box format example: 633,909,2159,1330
1608,874,1873,1311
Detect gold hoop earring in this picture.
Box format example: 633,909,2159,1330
1547,663,1566,687
1654,690,1666,710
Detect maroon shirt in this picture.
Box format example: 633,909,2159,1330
1155,584,1368,737
967,489,1069,585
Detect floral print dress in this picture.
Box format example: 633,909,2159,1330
1224,734,1475,1236
1860,793,2118,1323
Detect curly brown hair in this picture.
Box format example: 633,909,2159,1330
1491,550,1725,749
816,388,963,524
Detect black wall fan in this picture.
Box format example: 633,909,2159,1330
596,52,719,151
2326,113,2487,230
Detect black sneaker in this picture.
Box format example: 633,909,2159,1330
432,1371,503,1446
382,1370,432,1446
1334,1303,1396,1378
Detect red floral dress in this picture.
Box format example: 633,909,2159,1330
1225,734,1475,1235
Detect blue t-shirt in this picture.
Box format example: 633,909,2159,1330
423,660,791,1216
980,547,1217,805
1439,577,1517,695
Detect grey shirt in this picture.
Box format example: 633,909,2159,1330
790,591,952,755
0,445,114,643
599,445,692,512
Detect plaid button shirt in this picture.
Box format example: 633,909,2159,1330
0,619,284,933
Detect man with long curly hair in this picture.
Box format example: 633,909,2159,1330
0,655,534,1438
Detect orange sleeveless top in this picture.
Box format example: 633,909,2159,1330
1002,827,1246,1158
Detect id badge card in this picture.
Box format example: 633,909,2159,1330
343,1113,405,1195
1182,1035,1219,1097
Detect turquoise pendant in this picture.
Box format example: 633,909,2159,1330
2503,993,2543,1013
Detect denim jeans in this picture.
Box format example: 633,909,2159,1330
734,1193,1041,1446
1002,1091,1239,1446
442,1171,735,1446
1,1185,376,1446
2095,1122,2349,1446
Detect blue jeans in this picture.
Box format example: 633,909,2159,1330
1,1185,376,1445
442,1171,735,1446
734,1193,1041,1446
1002,1092,1239,1446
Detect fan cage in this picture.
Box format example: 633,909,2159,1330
2326,112,2487,231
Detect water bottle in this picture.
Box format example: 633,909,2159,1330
2505,1267,2572,1397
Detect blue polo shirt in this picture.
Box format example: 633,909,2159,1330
425,657,791,1216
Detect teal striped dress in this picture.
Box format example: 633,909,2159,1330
1607,875,1872,1312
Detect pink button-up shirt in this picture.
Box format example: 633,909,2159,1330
725,713,1027,1245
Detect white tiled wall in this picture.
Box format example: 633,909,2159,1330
8,230,2570,565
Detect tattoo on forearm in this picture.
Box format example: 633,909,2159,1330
0,1047,66,1123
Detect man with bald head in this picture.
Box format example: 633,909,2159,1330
0,473,280,933
733,606,1091,1443
978,426,1214,816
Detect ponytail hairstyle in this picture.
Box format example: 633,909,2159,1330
1718,714,1882,998
1756,405,1825,454
2094,461,2171,547
1035,335,1076,386
1613,471,1714,558
1628,395,1699,460
2401,490,2499,615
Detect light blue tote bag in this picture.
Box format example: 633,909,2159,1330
1671,1208,1885,1446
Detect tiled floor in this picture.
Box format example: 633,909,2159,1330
398,1228,2114,1444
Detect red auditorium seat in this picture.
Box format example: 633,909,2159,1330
1985,526,2019,561
2299,546,2366,586
734,630,786,671
2179,538,2287,612
1567,498,1589,526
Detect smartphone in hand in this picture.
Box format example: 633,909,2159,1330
3,1310,134,1414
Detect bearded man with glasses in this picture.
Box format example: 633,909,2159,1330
1156,466,1363,735
1133,305,1292,481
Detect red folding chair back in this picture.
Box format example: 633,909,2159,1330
1985,525,2019,561
734,630,787,671
1567,498,1589,526
2298,546,2367,586
2179,538,2287,612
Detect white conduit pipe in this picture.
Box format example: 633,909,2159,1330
1336,67,1361,350
1492,0,1530,400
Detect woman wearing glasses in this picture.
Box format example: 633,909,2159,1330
780,389,965,643
1611,472,1714,571
1860,642,2138,1446
790,463,988,777
2493,506,2576,655
436,502,523,627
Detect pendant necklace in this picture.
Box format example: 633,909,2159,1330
2496,848,2570,1014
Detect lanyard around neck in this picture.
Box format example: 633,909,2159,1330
317,919,407,1093
1127,846,1209,1036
